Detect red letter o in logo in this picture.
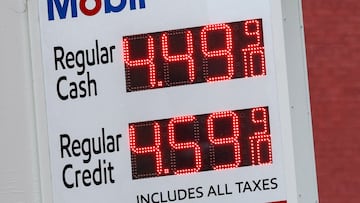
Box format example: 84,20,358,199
79,0,102,16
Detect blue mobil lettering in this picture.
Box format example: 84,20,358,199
48,0,146,21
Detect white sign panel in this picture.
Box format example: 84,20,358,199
38,0,292,202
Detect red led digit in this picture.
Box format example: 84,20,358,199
244,19,262,47
161,31,195,85
168,116,202,175
201,24,234,82
251,107,269,135
242,20,266,77
129,122,163,177
123,35,157,90
207,111,241,170
249,108,273,165
249,134,272,165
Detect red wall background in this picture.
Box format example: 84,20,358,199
302,0,360,202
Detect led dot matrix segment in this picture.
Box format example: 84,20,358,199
129,107,273,179
123,19,266,92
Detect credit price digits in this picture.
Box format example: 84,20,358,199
123,19,266,92
129,107,273,179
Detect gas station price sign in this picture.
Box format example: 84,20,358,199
33,0,317,202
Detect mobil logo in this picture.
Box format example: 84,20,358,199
47,0,146,21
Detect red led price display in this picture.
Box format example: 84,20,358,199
123,19,266,92
129,107,273,179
